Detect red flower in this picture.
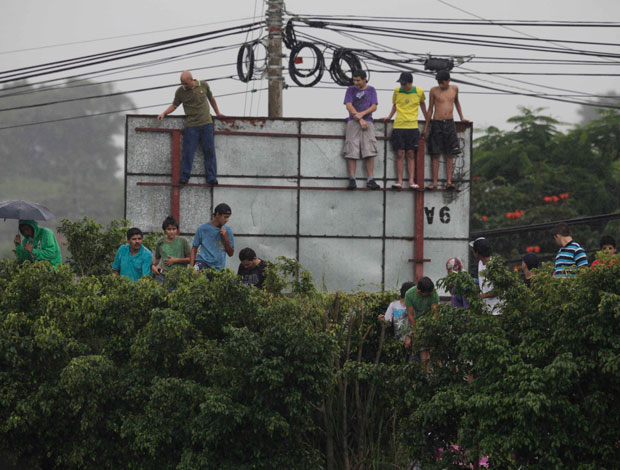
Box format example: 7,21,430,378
543,196,551,202
560,193,569,199
514,265,520,271
552,195,559,202
534,246,540,253
526,246,533,253
482,215,488,221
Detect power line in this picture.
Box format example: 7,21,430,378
0,88,267,131
0,16,262,55
293,29,609,102
0,43,242,95
289,14,620,27
305,23,620,59
0,75,238,113
0,22,264,84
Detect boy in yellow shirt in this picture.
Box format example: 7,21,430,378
383,72,428,190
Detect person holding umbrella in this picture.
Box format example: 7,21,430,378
14,219,62,268
0,200,62,268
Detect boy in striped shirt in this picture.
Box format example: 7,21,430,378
552,223,588,277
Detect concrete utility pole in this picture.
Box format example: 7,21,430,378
265,0,284,117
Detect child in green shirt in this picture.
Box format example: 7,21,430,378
404,276,439,367
151,216,191,282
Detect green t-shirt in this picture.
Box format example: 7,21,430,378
172,80,214,127
404,288,439,320
154,237,191,273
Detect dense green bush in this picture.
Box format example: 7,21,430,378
1,245,619,469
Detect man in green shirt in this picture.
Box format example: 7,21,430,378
158,71,224,185
404,276,439,367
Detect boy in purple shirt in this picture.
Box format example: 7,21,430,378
342,70,380,190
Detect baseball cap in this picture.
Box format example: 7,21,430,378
397,72,413,84
469,237,491,252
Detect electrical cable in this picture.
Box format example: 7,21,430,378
328,48,367,86
0,75,234,113
0,23,264,84
0,43,243,95
288,42,325,87
0,16,264,55
304,23,620,59
0,88,267,131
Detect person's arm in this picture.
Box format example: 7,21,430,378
220,228,234,257
14,234,31,261
189,246,198,267
454,86,467,122
208,95,224,117
112,248,122,276
141,251,154,278
424,90,435,139
406,305,416,330
431,302,439,319
151,257,162,275
383,103,396,121
158,104,177,121
29,230,58,262
419,101,429,123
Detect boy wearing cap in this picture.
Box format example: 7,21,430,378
343,69,380,190
424,70,468,190
383,72,428,190
190,203,235,271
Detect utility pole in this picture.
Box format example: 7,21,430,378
265,0,284,117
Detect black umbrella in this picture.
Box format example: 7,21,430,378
0,200,55,221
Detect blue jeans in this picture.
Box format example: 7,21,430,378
181,124,217,182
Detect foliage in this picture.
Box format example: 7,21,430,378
472,107,620,265
2,220,620,469
0,260,334,470
400,257,620,469
57,217,129,277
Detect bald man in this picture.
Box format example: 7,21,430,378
158,71,224,185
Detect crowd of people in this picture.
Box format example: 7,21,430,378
109,205,268,289
10,70,617,320
378,224,617,367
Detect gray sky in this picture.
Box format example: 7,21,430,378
1,0,619,132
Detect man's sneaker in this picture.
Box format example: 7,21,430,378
366,179,380,190
207,179,218,186
179,179,188,185
347,179,357,190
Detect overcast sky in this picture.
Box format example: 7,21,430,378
1,0,619,132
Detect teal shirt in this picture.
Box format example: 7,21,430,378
112,244,152,282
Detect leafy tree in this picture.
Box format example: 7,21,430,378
57,217,129,277
472,107,620,264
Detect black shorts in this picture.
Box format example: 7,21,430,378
428,119,461,155
390,128,419,152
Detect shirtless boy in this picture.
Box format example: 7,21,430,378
424,71,468,190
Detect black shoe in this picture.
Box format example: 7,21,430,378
347,179,357,190
207,179,218,186
179,179,188,185
366,179,380,190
